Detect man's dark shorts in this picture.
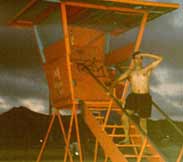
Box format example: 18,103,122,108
125,93,152,118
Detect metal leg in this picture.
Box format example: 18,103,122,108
36,112,56,162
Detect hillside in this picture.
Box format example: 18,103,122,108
0,106,92,149
0,106,182,149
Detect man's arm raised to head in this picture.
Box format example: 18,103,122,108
140,53,163,72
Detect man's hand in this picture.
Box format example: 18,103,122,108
139,53,163,71
139,53,163,61
104,80,112,87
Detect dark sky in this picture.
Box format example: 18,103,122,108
0,0,183,120
0,27,49,113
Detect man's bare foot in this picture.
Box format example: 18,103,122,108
143,148,152,155
118,138,130,144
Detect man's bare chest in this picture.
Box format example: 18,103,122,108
129,70,149,81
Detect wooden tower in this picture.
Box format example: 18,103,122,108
8,0,183,162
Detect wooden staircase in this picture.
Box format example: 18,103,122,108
82,100,166,162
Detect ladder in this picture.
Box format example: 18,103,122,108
83,100,165,162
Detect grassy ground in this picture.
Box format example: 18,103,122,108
0,148,98,162
0,145,181,162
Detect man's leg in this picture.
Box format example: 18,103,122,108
139,118,148,148
139,118,152,154
139,118,147,135
120,109,134,143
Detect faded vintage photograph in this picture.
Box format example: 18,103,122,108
0,0,182,162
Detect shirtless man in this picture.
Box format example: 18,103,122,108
111,51,163,143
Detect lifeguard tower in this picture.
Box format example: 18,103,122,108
8,0,183,162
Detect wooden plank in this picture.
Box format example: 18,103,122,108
10,20,33,28
8,0,39,25
43,58,72,108
176,145,183,162
83,105,128,162
105,43,134,65
64,1,146,13
33,3,57,24
103,0,179,9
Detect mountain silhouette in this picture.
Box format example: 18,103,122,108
0,106,92,148
0,106,182,149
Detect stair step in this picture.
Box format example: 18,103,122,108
108,134,141,137
86,100,118,106
124,154,160,158
116,144,151,147
104,124,136,129
89,107,121,111
95,116,105,120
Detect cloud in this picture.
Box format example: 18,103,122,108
152,66,183,81
151,67,183,94
171,9,183,28
0,68,49,114
150,66,183,120
0,69,48,98
151,83,182,97
0,97,12,110
0,96,49,114
19,98,48,113
154,0,183,28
